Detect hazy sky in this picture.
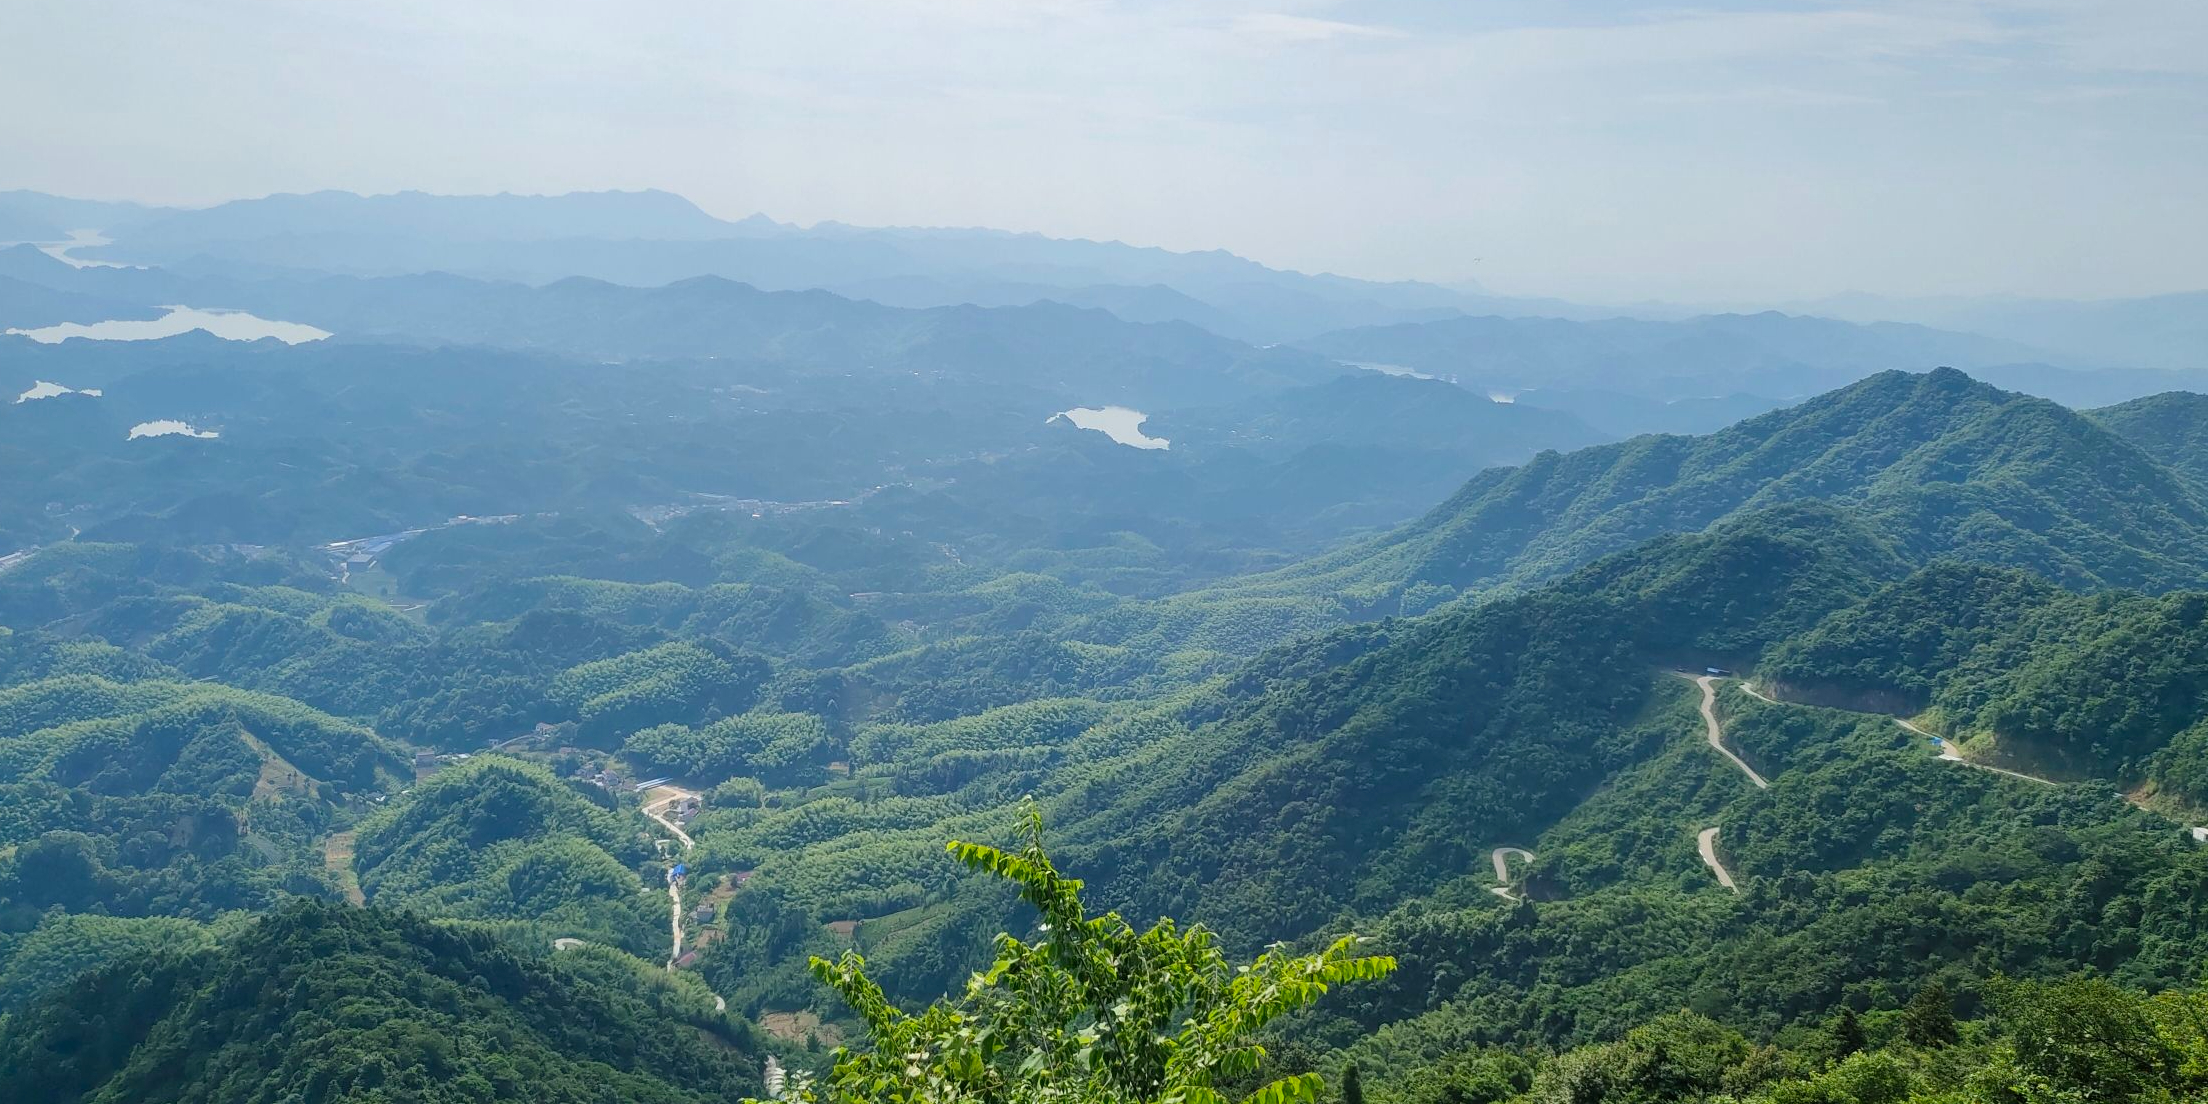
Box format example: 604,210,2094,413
6,0,2204,301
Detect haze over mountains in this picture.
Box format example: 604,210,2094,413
5,186,2201,373
6,186,2207,467
4,183,2208,1104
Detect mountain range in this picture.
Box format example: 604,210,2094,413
5,183,2208,1104
8,356,2208,1100
1197,368,2208,614
7,188,1563,343
11,187,2198,368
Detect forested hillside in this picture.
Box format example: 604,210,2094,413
8,360,2208,1104
11,1,2206,1091
1765,562,2208,799
1194,368,2208,617
2091,390,2208,486
0,903,765,1103
350,759,667,954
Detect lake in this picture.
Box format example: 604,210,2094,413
36,229,138,270
1349,360,1438,381
128,420,220,440
1053,406,1169,450
16,380,102,402
7,306,332,345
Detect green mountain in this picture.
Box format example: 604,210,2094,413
676,496,2208,1070
0,902,765,1104
1765,561,2208,796
10,296,2208,1104
1045,503,1905,944
2090,390,2208,486
1206,368,2208,613
351,758,666,955
1292,311,2051,398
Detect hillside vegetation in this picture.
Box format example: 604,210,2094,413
1187,368,2208,621
0,902,765,1103
10,364,2208,1102
352,758,666,954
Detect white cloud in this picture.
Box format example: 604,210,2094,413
1231,12,1404,45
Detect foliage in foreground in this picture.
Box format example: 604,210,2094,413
779,810,1395,1104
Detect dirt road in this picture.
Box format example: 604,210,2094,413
1918,726,2058,786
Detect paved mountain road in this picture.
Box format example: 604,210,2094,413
642,786,700,967
1744,682,2059,787
1684,674,1769,789
639,785,727,1012
1489,847,1534,899
1697,827,1737,891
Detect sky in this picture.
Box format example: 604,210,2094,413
4,0,2205,301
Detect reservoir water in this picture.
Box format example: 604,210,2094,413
1052,406,1169,450
128,420,220,440
7,306,331,345
16,380,102,402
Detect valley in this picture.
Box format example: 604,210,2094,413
7,0,2208,1091
0,195,2204,1104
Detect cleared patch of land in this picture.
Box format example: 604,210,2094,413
323,831,366,907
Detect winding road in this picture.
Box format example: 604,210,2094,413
1912,721,2059,787
641,786,701,968
1489,847,1535,899
1746,682,2059,788
1696,827,1737,891
638,785,729,1012
1684,674,1769,789
501,781,732,1016
1693,675,2205,891
1740,679,2208,848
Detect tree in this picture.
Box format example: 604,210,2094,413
1830,1007,1866,1058
772,807,1396,1104
1902,980,1958,1048
1340,1063,1364,1104
1991,977,2182,1101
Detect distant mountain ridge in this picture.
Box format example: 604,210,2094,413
1787,289,2208,372
15,187,1584,342
113,187,738,247
0,245,1347,408
1292,311,2056,400
0,190,168,242
10,188,2200,363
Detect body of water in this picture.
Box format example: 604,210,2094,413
1052,406,1169,450
16,380,102,402
35,229,137,269
128,420,220,440
7,306,331,345
1349,360,1444,382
